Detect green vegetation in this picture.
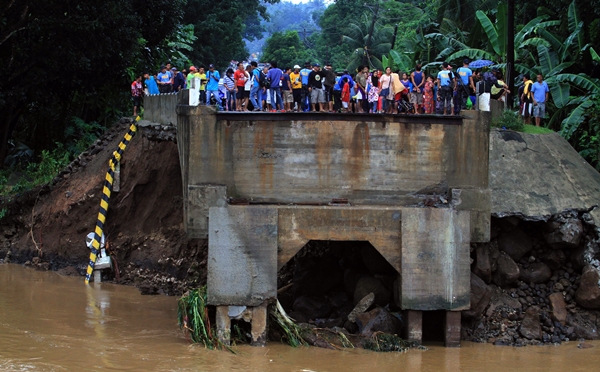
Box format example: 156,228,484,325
522,125,554,134
492,110,525,131
177,287,233,352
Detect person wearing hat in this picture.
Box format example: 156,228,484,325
436,62,453,115
172,66,186,92
205,64,222,109
290,65,302,111
455,59,475,111
300,62,312,111
157,65,172,93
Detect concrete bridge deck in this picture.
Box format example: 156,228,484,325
171,98,492,347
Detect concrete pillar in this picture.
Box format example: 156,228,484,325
404,310,423,343
444,311,461,347
250,301,268,347
93,269,101,283
215,306,231,346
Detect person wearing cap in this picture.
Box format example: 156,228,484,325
436,62,453,115
186,66,197,87
205,64,222,109
290,65,302,111
456,59,475,111
157,65,172,93
300,62,312,111
172,67,186,92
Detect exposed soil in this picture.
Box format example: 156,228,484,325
0,119,206,296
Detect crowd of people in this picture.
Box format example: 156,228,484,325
131,59,550,126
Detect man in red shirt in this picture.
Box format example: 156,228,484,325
233,62,248,111
131,74,143,117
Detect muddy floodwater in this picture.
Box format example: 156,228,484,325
1,265,598,372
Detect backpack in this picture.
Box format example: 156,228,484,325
259,71,271,88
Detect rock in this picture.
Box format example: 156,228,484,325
568,313,599,340
519,262,552,284
497,228,532,262
292,296,332,319
548,293,567,326
519,306,542,340
489,242,500,272
575,267,600,309
32,257,40,265
492,252,520,288
545,218,584,249
486,292,522,317
541,249,566,270
355,307,399,337
138,284,159,295
473,245,492,283
463,273,492,319
343,268,367,297
353,276,391,307
348,293,375,322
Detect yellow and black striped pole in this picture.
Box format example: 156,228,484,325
85,118,139,284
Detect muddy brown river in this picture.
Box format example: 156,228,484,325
0,264,598,371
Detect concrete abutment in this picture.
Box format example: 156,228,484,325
175,100,492,347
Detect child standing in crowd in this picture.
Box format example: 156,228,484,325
368,74,379,113
341,77,351,113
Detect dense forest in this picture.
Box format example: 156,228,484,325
0,0,599,198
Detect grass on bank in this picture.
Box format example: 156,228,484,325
492,109,554,134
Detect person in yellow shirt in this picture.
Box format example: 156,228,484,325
195,66,207,105
290,65,303,111
521,74,533,124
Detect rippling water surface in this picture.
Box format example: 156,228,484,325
0,264,598,371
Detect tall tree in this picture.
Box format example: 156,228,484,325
0,0,185,165
183,0,279,69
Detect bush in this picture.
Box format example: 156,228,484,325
492,110,525,131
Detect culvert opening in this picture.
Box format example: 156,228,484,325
276,240,403,337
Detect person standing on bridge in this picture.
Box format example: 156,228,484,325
131,74,143,117
290,65,302,112
205,64,222,110
233,62,248,111
266,60,284,112
308,63,326,112
300,62,312,111
249,62,261,111
437,62,453,116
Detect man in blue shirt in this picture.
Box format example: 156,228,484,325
266,60,284,112
144,72,159,95
300,62,312,111
157,66,172,93
205,64,222,110
531,73,550,127
456,59,474,110
436,62,453,115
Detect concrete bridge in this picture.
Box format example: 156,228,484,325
170,95,491,347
